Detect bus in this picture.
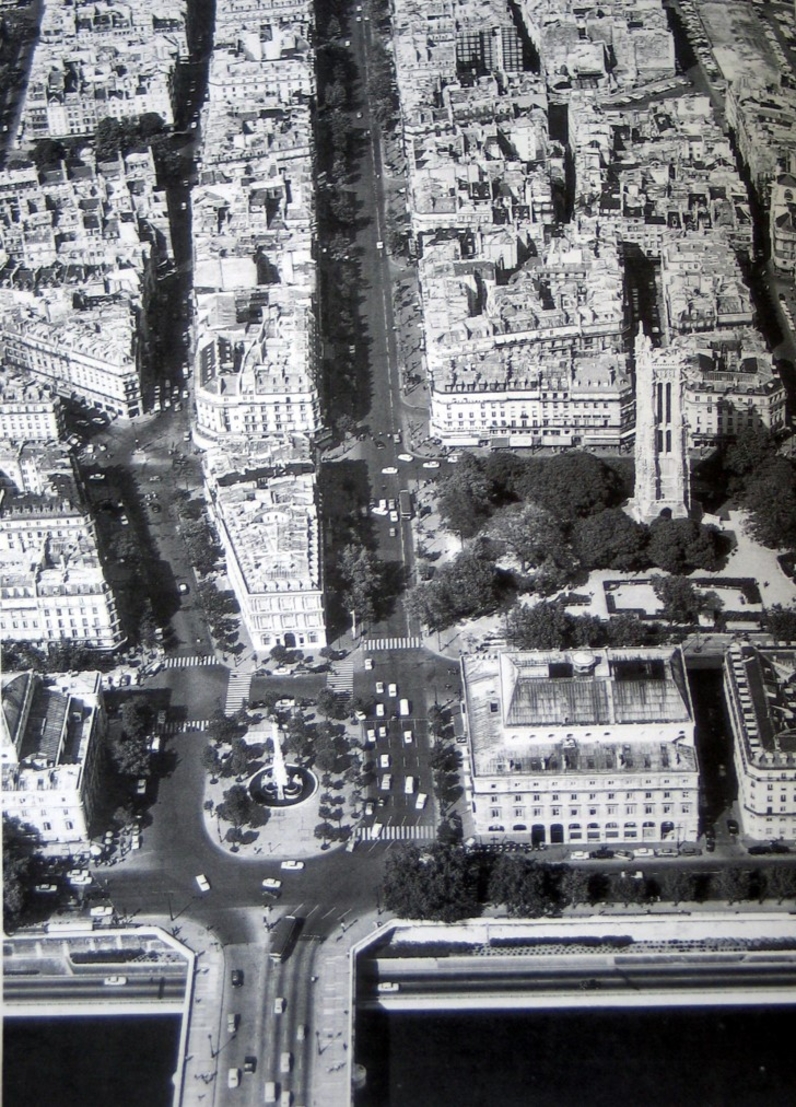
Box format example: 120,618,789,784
399,489,413,519
268,915,302,963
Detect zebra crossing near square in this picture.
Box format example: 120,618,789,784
356,823,435,841
162,654,217,669
361,635,422,652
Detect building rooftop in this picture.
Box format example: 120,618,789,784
727,646,796,766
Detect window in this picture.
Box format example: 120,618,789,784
645,805,654,815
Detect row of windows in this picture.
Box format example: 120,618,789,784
494,805,692,818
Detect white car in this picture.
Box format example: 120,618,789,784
262,878,282,893
377,981,399,992
280,860,305,871
227,1068,240,1089
403,729,413,745
570,851,590,861
377,726,387,739
381,466,398,475
195,873,211,892
90,905,113,918
375,703,385,718
379,754,391,769
103,976,127,986
397,453,413,462
375,681,384,694
274,996,285,1014
364,658,374,670
422,460,440,469
633,847,655,858
388,683,398,697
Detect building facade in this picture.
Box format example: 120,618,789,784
1,670,106,854
725,644,796,841
462,647,699,845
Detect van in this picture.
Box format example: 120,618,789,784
264,1082,277,1104
398,698,410,717
404,776,416,794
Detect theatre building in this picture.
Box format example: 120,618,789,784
461,648,699,846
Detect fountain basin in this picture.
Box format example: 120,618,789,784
247,764,318,808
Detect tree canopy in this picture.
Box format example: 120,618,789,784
647,517,723,574
573,509,649,572
382,843,478,922
3,815,41,927
651,575,721,625
406,548,504,630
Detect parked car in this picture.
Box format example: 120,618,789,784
227,1067,240,1089
231,969,244,987
727,819,739,835
227,1013,239,1033
589,847,615,860
280,860,304,871
195,873,210,893
274,996,285,1014
244,1055,257,1074
262,878,283,893
103,976,127,986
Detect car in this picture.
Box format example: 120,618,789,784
388,683,398,697
227,1067,240,1089
34,883,58,895
656,847,679,857
377,981,399,992
280,860,304,871
727,819,739,835
67,869,91,885
364,658,374,670
397,453,413,462
195,873,210,892
376,795,388,807
296,1023,307,1041
227,1013,239,1033
403,729,413,744
381,466,398,475
243,1055,257,1074
632,848,655,859
103,976,128,986
280,1092,292,1107
375,440,386,450
365,801,375,816
262,878,283,893
280,1052,292,1074
376,240,384,249
570,850,590,860
178,583,189,594
705,838,716,852
264,1083,277,1104
679,844,702,856
365,728,376,745
231,969,244,987
87,473,105,482
770,841,791,854
589,848,615,860
422,460,440,469
135,778,147,796
375,702,385,717
389,526,398,537
377,725,388,739
456,735,467,744
379,754,391,769
415,792,428,810
274,996,285,1014
375,681,384,694
749,844,772,855
613,850,633,861
379,774,392,792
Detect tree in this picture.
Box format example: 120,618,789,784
120,699,152,741
766,865,796,905
659,869,694,905
487,502,574,574
316,687,348,719
713,868,750,905
488,855,551,917
647,518,722,574
766,604,796,643
573,509,649,571
724,425,778,487
3,815,41,926
606,613,659,648
407,549,502,630
201,744,221,778
742,457,796,550
338,544,382,626
506,600,571,650
613,872,647,906
651,575,721,626
436,454,497,538
515,452,622,520
206,709,241,747
382,843,478,922
216,785,252,829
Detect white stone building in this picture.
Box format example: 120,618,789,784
725,644,796,842
462,647,699,845
0,371,64,443
1,670,106,854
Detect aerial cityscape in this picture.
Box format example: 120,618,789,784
3,0,796,1103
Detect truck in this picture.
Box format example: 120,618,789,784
399,489,413,519
268,915,302,963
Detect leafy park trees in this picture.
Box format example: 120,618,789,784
573,509,649,572
651,576,722,626
766,604,796,642
647,517,723,574
382,843,479,922
487,855,571,916
216,784,269,830
407,548,504,630
108,699,154,778
338,544,383,627
3,815,41,927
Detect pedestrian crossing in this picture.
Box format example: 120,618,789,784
225,670,252,713
162,654,217,669
327,654,354,696
356,823,436,841
361,635,422,652
163,719,211,734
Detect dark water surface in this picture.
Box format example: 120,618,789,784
4,1015,181,1107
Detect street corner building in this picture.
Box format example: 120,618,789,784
461,646,699,846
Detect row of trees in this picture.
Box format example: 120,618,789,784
1,640,118,675
107,699,154,778
383,843,796,922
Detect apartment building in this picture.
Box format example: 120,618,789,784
1,670,106,854
1,305,142,418
0,370,64,443
462,647,699,845
205,455,325,653
725,644,796,841
770,172,796,277
660,236,754,340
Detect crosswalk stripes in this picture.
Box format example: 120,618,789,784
361,635,423,652
327,653,354,696
225,670,252,714
356,823,436,841
164,719,212,734
162,654,217,669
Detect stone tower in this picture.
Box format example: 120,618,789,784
629,329,690,523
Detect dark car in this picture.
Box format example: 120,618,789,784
749,845,772,855
727,819,739,835
231,969,244,987
705,838,715,852
589,847,615,860
679,844,702,856
244,1056,257,1074
770,841,791,854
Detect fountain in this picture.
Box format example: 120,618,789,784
248,716,317,808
